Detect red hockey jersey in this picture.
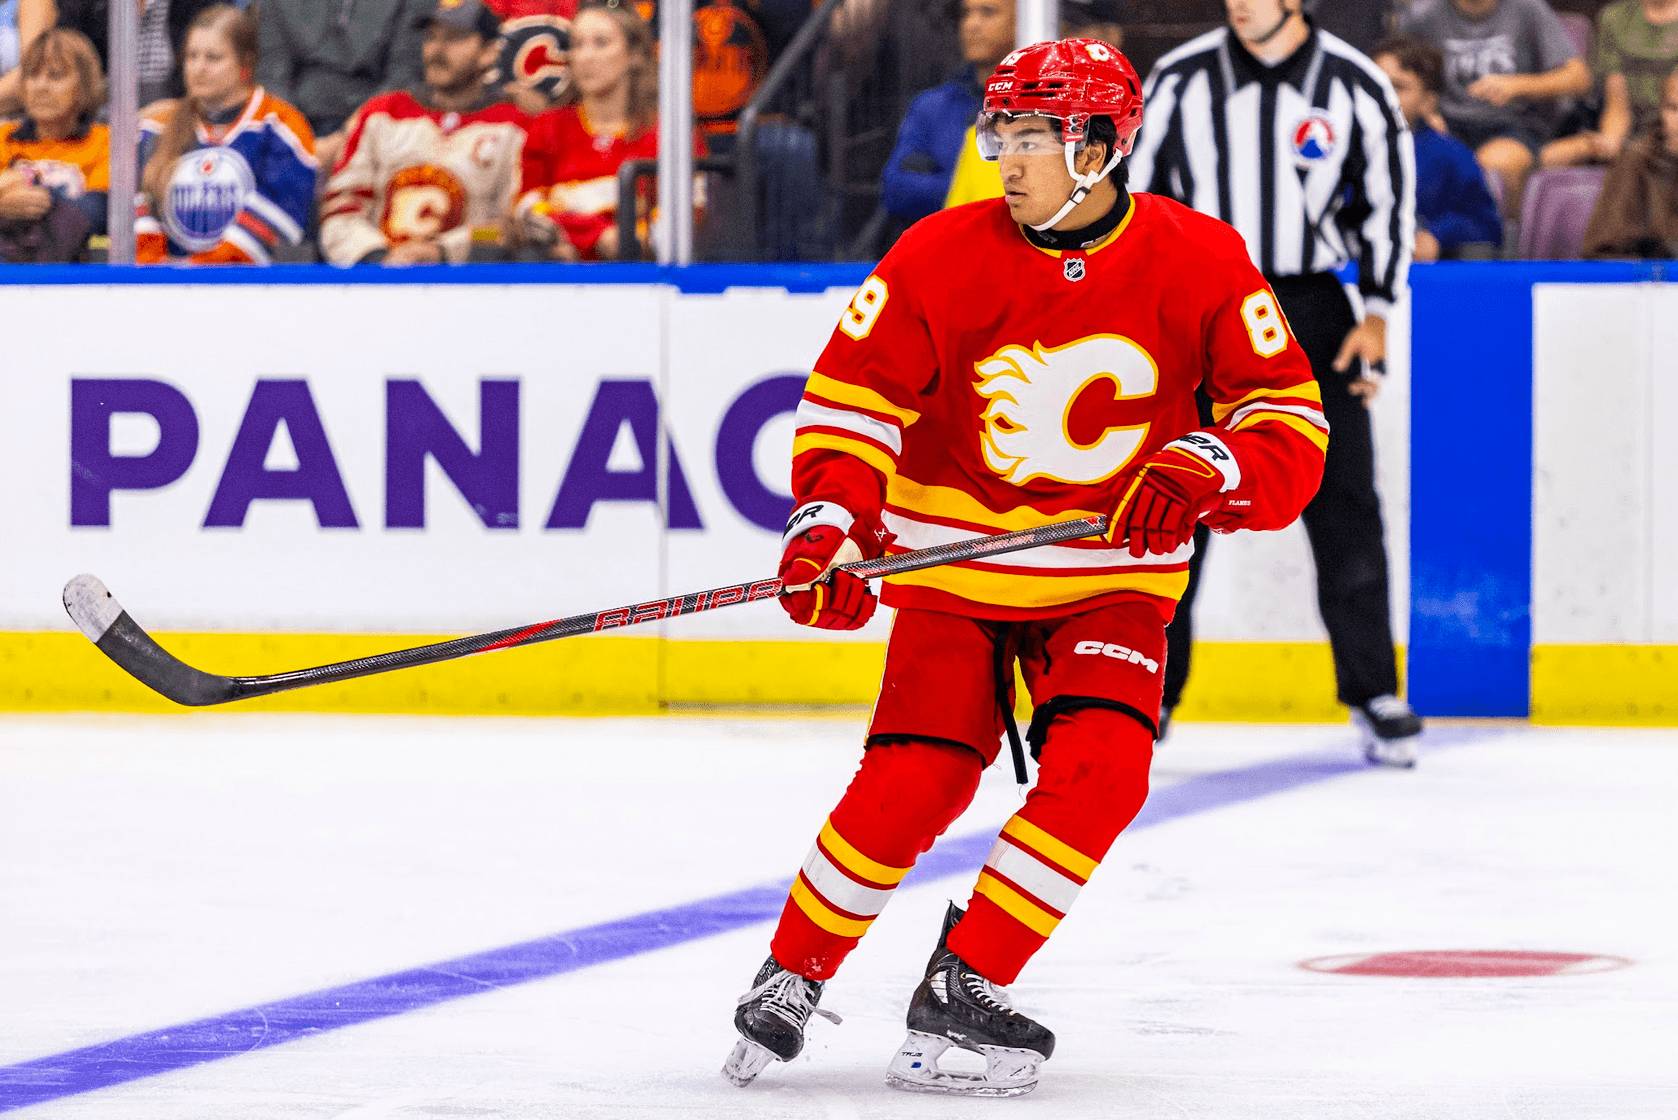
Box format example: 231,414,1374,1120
793,193,1328,620
518,105,703,259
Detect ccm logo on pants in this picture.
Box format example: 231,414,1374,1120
1073,640,1159,674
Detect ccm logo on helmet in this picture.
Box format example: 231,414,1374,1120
1073,640,1159,673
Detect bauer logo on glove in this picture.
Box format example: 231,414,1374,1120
778,502,886,630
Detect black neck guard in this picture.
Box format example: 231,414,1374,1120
1021,188,1132,252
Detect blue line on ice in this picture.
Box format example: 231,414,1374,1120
0,738,1450,1112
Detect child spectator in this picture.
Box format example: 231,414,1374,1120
1401,0,1589,210
0,0,56,115
1374,35,1503,259
880,0,1013,225
321,0,529,265
518,0,701,260
0,26,108,262
1584,65,1678,257
136,5,318,264
257,0,431,166
1546,0,1678,168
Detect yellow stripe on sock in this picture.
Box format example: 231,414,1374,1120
1000,817,1098,881
789,875,874,938
974,870,1061,938
818,819,912,886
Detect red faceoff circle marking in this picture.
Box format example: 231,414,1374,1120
1299,950,1632,978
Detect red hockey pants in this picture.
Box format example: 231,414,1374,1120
769,602,1163,986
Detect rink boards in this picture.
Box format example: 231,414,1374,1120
0,261,1669,721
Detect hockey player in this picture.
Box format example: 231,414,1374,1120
722,38,1329,1097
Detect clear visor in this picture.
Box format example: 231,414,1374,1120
976,111,1081,161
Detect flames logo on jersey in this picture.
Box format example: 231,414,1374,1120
493,15,572,99
162,146,255,252
381,164,468,241
974,334,1158,486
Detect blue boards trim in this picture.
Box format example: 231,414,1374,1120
1407,261,1651,717
0,739,1459,1112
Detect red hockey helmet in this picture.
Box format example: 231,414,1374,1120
977,38,1144,230
979,37,1144,157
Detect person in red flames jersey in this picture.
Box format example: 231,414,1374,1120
721,36,1329,1098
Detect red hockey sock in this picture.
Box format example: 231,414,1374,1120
948,707,1153,985
770,739,983,980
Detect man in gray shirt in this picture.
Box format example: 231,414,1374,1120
1401,0,1587,210
257,0,433,166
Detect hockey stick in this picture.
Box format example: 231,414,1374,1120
62,515,1108,708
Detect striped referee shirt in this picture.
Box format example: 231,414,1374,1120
1128,24,1416,318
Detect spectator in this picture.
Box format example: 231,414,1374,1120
135,5,318,264
1583,65,1678,256
518,0,701,260
485,0,577,114
0,26,107,262
1062,0,1124,47
55,0,223,108
631,0,818,142
1305,0,1392,54
0,0,56,115
880,0,1013,224
320,0,529,265
1400,0,1589,211
257,0,431,167
1374,34,1502,258
1545,0,1678,168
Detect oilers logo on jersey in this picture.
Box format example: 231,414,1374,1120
162,146,256,251
973,334,1159,487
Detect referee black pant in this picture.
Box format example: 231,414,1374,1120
1163,272,1400,712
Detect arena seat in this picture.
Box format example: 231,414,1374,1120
1518,166,1605,260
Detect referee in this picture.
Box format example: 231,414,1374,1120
1128,0,1424,766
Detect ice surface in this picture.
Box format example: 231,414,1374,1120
1,715,1674,1118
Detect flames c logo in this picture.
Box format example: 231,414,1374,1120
974,334,1159,486
381,165,468,241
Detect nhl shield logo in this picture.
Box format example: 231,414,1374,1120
1063,257,1086,282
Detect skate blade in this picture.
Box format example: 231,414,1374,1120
884,1031,1042,1098
722,1037,777,1088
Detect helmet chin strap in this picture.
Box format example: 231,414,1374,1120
1030,140,1125,232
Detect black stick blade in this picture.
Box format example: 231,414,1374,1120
63,575,240,707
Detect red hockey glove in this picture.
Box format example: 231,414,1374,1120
1109,432,1241,558
778,502,883,630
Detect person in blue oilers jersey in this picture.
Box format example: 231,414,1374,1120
1130,0,1426,766
136,4,318,264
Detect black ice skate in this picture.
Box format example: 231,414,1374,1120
1352,694,1424,768
885,903,1055,1097
722,955,839,1087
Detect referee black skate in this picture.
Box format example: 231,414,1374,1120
1128,0,1424,766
